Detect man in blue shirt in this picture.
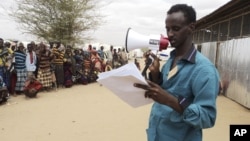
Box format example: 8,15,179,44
134,4,220,141
97,46,105,60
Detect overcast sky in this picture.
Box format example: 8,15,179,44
0,0,231,47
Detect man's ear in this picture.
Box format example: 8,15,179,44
189,22,195,31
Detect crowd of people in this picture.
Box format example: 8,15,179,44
1,3,223,141
0,38,129,103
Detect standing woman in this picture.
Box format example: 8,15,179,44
63,47,75,88
90,50,102,72
37,43,54,91
13,42,27,94
52,42,65,88
0,39,14,94
9,44,17,95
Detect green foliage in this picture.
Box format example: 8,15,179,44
10,0,104,46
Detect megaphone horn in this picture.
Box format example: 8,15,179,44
125,27,169,52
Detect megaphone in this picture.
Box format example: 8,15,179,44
125,27,169,52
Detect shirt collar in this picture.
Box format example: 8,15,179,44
170,45,197,64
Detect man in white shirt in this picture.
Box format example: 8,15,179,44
26,43,37,78
105,45,114,67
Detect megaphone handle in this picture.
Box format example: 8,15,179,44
149,55,154,66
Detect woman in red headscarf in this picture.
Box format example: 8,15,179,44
23,75,42,98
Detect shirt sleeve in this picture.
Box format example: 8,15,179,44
182,66,219,129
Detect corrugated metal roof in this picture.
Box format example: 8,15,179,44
195,0,250,28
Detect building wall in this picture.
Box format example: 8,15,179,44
193,1,250,108
200,42,217,65
198,38,250,108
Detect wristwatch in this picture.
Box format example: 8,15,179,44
178,96,191,109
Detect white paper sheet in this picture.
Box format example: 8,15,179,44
97,63,153,108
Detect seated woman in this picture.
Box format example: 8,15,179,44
23,75,43,98
104,60,112,72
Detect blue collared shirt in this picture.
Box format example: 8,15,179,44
147,47,220,141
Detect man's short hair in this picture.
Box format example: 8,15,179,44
27,43,32,48
167,4,196,24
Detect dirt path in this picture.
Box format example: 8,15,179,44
1,82,250,141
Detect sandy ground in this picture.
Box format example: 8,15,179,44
1,59,250,141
